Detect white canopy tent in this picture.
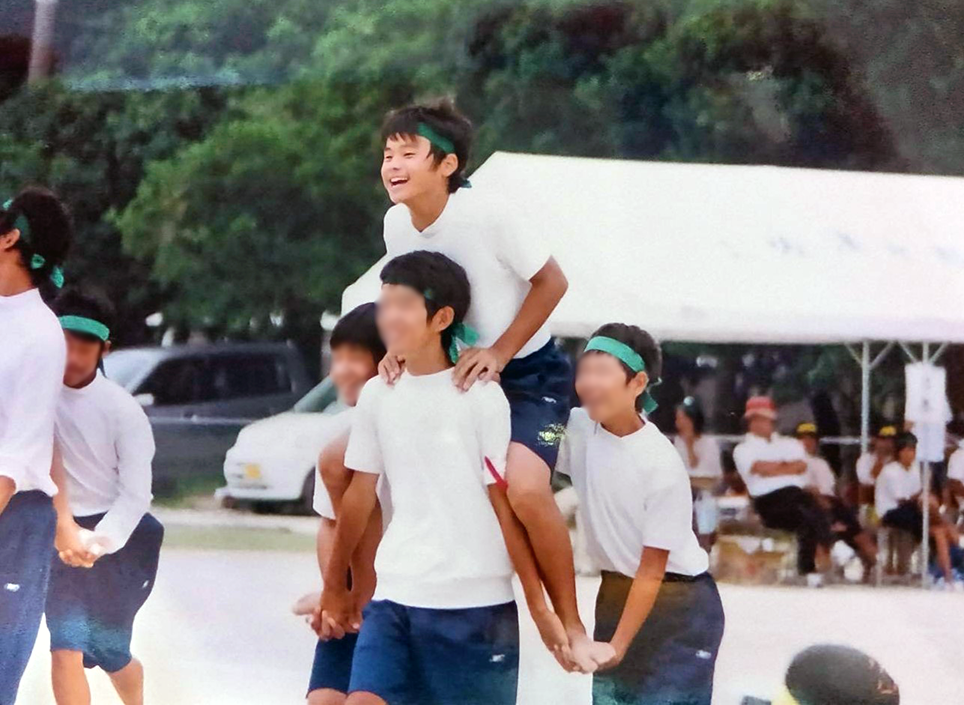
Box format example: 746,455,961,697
342,153,964,586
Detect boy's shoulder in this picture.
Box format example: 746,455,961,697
358,375,392,403
566,407,595,439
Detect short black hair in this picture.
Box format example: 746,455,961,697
380,251,471,358
785,644,899,705
331,303,387,365
381,98,473,193
896,431,918,452
52,286,115,346
1,186,72,295
678,396,706,435
586,323,663,413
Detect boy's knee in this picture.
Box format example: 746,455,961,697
308,688,348,705
506,476,555,520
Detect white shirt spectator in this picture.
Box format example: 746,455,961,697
345,370,513,609
875,461,922,517
855,452,879,486
55,372,154,553
947,443,964,484
673,435,723,480
312,408,392,526
557,408,709,578
805,455,836,497
383,189,551,358
0,288,64,497
733,433,808,498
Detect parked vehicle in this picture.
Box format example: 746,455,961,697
220,377,346,512
103,343,313,491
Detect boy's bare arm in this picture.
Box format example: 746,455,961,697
319,433,351,514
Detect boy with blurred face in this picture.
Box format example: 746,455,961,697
298,303,387,705
46,288,163,705
796,423,876,579
320,251,573,705
733,398,833,585
0,187,72,703
855,426,898,511
558,323,724,705
361,99,594,663
876,432,959,586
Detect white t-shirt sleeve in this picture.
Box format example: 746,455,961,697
476,383,511,486
493,201,552,282
0,342,63,489
312,467,335,519
948,449,964,483
343,381,384,475
95,401,155,553
640,472,693,554
692,436,723,477
732,442,753,480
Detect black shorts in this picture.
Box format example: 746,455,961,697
882,502,924,541
46,513,163,673
500,339,573,471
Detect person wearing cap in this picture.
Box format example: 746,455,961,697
796,423,876,579
0,187,73,703
674,396,723,550
733,397,833,585
876,432,959,586
855,425,898,512
45,287,163,704
558,323,725,704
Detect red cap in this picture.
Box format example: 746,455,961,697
744,396,777,420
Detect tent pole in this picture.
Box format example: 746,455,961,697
860,341,870,454
920,343,933,587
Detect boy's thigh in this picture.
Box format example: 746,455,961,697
348,601,419,705
410,601,520,705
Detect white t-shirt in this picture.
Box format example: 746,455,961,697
344,370,514,609
55,372,155,553
0,288,64,497
383,189,552,358
673,435,723,480
875,461,922,517
805,455,836,497
312,409,393,525
732,433,807,498
947,445,964,484
557,408,709,578
855,452,879,486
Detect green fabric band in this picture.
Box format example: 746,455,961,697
417,123,455,155
448,321,479,363
583,335,659,413
4,197,65,288
59,315,110,342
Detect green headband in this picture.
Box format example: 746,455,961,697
3,197,64,288
417,123,455,154
59,315,110,342
422,287,478,362
583,335,659,414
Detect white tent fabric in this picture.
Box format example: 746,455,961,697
342,152,964,344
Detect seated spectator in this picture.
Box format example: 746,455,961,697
876,432,960,587
674,396,722,549
733,397,833,586
796,423,876,579
855,425,897,514
946,438,964,510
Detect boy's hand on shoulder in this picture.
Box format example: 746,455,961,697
378,352,405,385
453,346,508,392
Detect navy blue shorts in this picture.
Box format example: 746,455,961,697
593,571,725,705
883,501,924,541
0,491,56,705
349,599,519,705
308,633,358,696
45,513,163,673
501,339,573,471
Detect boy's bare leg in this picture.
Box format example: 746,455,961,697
930,526,954,582
108,657,144,705
51,650,91,705
347,692,386,705
504,443,593,667
308,689,347,705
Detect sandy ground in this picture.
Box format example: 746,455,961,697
16,546,964,705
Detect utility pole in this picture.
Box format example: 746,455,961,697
27,0,59,83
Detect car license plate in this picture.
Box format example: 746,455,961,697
243,463,262,480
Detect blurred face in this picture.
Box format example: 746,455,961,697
376,283,452,360
575,352,648,425
800,435,819,455
63,332,108,387
748,414,775,438
675,408,694,435
381,135,456,205
898,445,917,466
330,345,378,407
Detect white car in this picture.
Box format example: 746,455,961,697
220,378,346,512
